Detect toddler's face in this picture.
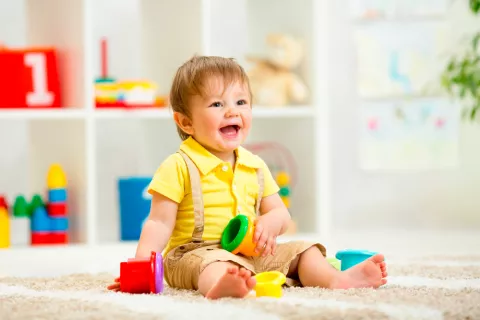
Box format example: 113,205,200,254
189,76,252,159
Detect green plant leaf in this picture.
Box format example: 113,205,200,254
473,32,480,50
471,104,479,120
441,6,479,123
447,59,456,72
441,73,452,92
471,0,480,14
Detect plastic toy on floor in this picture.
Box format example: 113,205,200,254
254,271,286,298
221,214,259,257
118,251,164,294
335,249,377,271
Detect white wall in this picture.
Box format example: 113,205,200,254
91,0,142,80
329,0,480,230
0,0,26,47
0,0,28,202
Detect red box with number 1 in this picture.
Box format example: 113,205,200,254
0,47,61,109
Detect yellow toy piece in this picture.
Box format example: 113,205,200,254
254,271,286,298
327,257,341,270
276,171,290,186
281,196,289,208
0,206,10,248
47,163,67,189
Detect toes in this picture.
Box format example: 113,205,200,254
380,262,386,268
238,268,251,279
381,278,387,285
227,266,239,275
383,271,388,278
369,253,385,264
246,276,257,290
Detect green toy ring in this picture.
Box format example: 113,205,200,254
221,215,249,252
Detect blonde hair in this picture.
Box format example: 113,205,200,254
169,55,252,140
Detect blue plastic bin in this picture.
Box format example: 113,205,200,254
118,176,153,241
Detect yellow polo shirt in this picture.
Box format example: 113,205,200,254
148,137,279,255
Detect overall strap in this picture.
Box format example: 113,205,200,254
178,150,204,243
255,168,264,215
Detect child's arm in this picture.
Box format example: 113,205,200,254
253,193,291,256
135,191,178,258
252,159,292,256
259,193,291,234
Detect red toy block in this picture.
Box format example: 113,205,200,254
31,232,68,245
31,232,52,245
0,195,8,210
119,251,163,294
47,202,67,216
50,232,68,244
0,47,61,109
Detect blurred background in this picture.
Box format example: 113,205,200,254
0,0,479,250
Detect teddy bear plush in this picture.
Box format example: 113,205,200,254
246,33,309,106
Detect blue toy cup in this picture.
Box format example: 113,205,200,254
118,176,153,241
335,249,377,271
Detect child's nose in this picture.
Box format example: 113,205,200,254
225,106,240,117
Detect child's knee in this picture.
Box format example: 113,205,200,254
299,245,325,264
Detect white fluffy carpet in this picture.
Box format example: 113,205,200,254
1,254,480,319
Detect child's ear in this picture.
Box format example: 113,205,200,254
174,112,194,135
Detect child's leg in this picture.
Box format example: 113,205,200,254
293,246,388,289
198,261,256,299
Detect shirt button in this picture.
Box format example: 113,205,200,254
232,185,237,191
222,165,228,172
237,206,242,212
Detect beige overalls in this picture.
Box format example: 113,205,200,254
163,150,326,290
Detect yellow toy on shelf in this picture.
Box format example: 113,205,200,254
0,196,10,248
94,37,166,109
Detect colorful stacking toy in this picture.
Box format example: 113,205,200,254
254,271,286,298
276,171,291,209
30,164,69,245
221,214,259,257
118,251,164,294
335,249,377,271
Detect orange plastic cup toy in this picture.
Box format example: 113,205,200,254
119,251,164,294
221,214,259,257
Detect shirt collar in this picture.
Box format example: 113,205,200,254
179,137,262,175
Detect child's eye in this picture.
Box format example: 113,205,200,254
210,101,222,107
237,100,248,105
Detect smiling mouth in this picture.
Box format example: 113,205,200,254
219,125,240,137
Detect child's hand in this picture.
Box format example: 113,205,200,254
253,214,283,257
107,277,121,292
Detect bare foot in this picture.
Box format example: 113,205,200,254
331,254,388,289
205,266,256,299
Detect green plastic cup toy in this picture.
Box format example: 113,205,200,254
221,215,259,257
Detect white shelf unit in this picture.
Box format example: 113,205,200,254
0,0,333,246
